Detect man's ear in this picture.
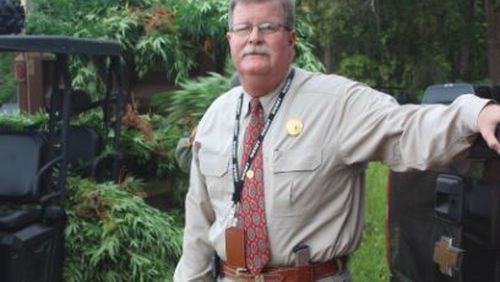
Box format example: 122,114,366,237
226,32,232,42
288,30,296,46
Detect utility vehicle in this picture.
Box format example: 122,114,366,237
0,34,124,282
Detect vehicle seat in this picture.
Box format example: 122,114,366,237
66,125,103,178
0,131,47,203
0,130,64,282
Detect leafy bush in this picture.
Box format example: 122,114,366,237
121,109,184,180
64,176,182,282
0,54,17,104
0,108,184,281
0,111,49,129
152,72,229,131
25,0,226,87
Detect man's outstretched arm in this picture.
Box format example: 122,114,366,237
477,103,500,153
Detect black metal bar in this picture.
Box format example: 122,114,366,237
2,36,123,187
103,58,113,135
57,54,72,199
111,56,124,182
48,57,63,160
0,35,120,56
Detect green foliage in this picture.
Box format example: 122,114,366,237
0,111,49,130
69,57,108,97
0,112,184,281
152,72,229,130
0,54,17,104
25,0,225,87
64,176,182,282
337,53,379,86
306,0,488,94
294,2,325,73
120,113,183,179
75,109,185,180
173,0,229,71
134,31,191,80
350,162,389,281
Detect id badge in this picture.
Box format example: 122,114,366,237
225,225,246,268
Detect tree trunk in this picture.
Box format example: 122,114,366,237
486,0,500,84
458,0,477,79
322,39,333,73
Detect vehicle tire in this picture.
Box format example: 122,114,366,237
0,0,25,35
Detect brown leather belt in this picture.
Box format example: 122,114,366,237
220,258,346,282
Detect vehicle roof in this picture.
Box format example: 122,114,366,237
421,83,475,105
0,35,120,56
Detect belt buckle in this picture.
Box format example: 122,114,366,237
254,274,264,282
235,267,247,278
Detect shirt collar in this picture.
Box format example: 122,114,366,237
242,68,293,117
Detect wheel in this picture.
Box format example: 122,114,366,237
0,0,25,35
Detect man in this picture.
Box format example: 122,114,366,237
174,0,500,281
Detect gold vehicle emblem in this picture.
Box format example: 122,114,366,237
433,236,464,277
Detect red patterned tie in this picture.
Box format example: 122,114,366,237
237,98,270,274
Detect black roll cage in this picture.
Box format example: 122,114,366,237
0,34,125,200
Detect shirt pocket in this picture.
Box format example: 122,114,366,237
271,149,323,218
199,150,232,200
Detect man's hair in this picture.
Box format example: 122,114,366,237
228,0,295,30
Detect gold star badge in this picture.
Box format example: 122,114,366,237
286,118,304,136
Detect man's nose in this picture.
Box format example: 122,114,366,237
248,26,263,43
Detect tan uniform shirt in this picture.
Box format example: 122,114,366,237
173,68,489,281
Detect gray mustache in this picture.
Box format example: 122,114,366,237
240,45,272,57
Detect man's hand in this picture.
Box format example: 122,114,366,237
477,103,500,153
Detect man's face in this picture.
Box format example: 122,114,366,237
227,1,295,80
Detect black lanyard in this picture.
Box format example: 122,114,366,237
231,69,295,204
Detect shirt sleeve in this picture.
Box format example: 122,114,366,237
336,85,490,171
173,141,216,282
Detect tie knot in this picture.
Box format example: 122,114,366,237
249,98,261,114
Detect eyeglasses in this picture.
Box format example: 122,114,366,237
229,22,290,37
